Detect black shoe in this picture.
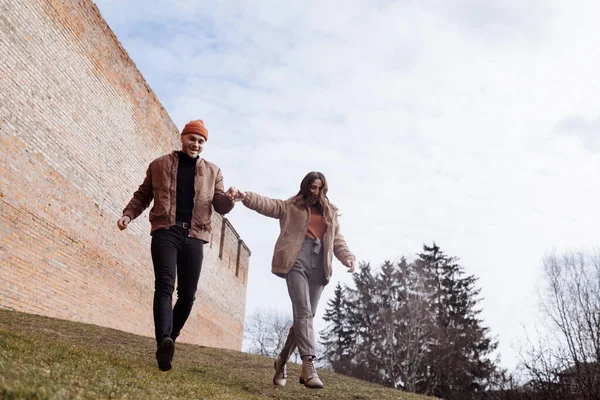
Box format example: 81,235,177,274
156,337,175,371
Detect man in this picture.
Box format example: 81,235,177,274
117,119,234,371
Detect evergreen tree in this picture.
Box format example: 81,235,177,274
396,256,436,392
373,260,403,388
345,262,382,383
416,243,498,399
319,245,499,399
319,282,353,374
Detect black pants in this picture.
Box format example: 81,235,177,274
150,226,204,344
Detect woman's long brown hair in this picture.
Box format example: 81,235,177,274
290,171,335,226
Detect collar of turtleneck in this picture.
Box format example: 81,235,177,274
178,151,199,165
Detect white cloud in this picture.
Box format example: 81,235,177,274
95,0,600,370
554,115,600,152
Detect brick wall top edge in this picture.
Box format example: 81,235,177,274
222,217,250,256
239,240,251,257
215,215,251,257
87,1,166,114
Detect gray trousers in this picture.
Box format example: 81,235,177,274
279,237,326,359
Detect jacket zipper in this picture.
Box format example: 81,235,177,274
170,152,177,226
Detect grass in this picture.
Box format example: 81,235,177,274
0,309,435,400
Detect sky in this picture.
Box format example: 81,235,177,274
93,0,600,371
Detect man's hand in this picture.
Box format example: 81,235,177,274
346,259,355,274
226,187,246,202
117,215,131,231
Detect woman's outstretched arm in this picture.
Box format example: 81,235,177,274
226,187,286,220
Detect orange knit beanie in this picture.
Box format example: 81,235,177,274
181,120,208,141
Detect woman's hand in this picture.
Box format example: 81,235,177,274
346,259,355,273
226,187,246,202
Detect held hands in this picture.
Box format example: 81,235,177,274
346,259,355,274
117,215,131,231
226,187,246,202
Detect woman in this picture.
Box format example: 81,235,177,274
227,171,356,389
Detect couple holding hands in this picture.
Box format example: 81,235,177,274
118,119,355,389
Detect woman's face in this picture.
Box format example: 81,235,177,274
309,179,323,205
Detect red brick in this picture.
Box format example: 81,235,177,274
0,0,251,351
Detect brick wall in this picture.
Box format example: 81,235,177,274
0,0,250,350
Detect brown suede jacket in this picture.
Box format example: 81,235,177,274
123,151,234,242
242,191,355,283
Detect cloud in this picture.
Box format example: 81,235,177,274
434,0,552,40
554,115,600,152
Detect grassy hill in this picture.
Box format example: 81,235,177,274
0,309,435,399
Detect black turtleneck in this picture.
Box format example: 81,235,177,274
176,151,198,224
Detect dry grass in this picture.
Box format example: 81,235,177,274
0,309,435,400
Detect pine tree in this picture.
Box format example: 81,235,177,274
372,260,403,388
319,246,499,398
416,243,498,398
396,257,436,392
345,262,382,383
319,282,353,374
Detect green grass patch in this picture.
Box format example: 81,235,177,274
0,309,434,399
